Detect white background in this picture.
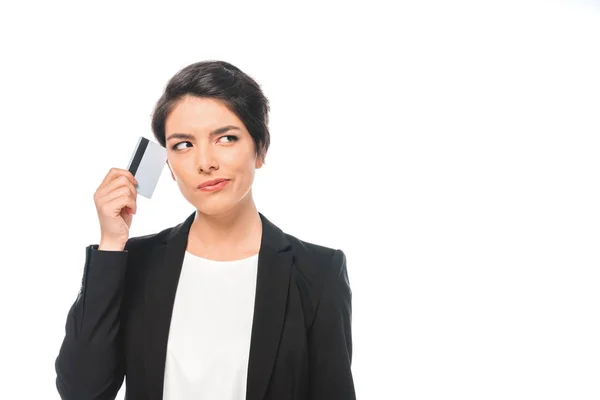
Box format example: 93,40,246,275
0,0,599,398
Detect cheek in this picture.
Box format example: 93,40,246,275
168,164,187,183
222,151,245,165
169,158,192,176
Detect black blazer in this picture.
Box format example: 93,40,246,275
55,211,355,400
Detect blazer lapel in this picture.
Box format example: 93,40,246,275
143,211,193,399
142,210,293,400
245,215,293,400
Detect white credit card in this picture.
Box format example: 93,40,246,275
126,136,167,199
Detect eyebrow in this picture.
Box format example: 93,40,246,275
166,125,241,142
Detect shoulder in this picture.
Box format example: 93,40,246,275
123,225,173,252
282,230,348,285
281,230,351,330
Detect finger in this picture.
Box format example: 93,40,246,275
98,187,137,214
101,195,137,218
96,175,137,201
99,168,137,189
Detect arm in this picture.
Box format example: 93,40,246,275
55,244,129,400
309,249,356,400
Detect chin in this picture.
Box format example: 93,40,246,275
193,199,239,216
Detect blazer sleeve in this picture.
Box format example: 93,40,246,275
55,244,129,400
308,248,356,399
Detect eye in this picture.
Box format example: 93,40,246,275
171,141,192,151
171,135,239,151
220,135,239,143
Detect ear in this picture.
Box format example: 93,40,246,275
166,160,176,180
255,152,265,169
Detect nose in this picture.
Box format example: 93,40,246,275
195,143,218,173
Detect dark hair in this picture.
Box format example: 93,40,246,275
151,60,270,163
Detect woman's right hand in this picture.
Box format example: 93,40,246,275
94,168,138,250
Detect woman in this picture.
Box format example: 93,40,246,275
55,60,355,400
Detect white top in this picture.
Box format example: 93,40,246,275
162,250,259,400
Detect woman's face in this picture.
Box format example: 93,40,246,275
165,95,264,215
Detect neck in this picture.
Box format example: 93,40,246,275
189,193,262,249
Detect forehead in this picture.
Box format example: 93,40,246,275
166,96,245,132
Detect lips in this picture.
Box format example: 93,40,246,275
198,178,230,189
